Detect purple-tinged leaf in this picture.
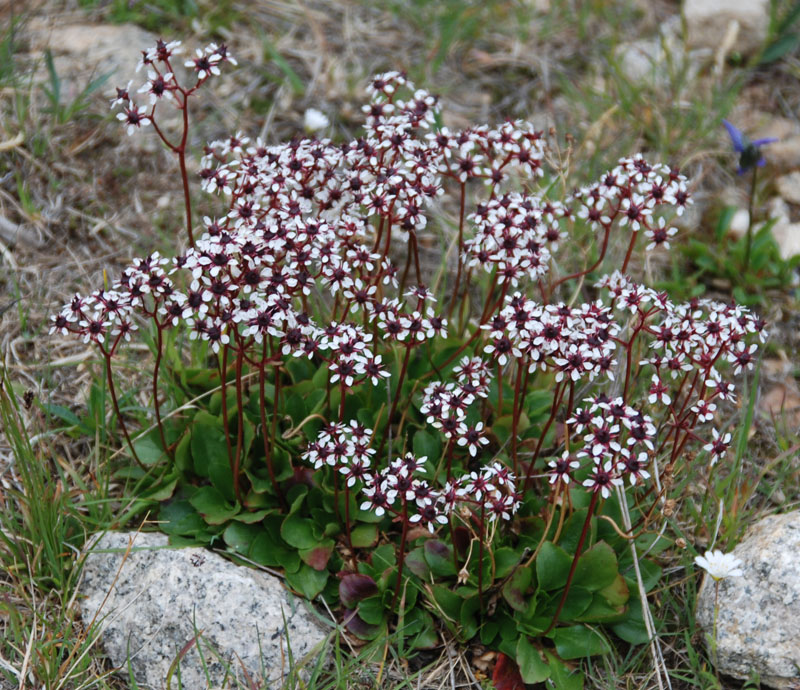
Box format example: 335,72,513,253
493,653,525,690
423,539,457,576
342,609,381,638
299,541,334,571
339,573,378,608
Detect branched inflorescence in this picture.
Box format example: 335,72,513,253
53,48,765,630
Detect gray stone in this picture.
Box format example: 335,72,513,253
696,512,800,688
616,38,666,84
764,136,800,173
615,17,699,88
78,532,328,690
27,21,156,104
776,172,800,206
771,221,800,260
684,0,770,56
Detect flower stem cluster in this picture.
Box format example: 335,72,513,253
53,49,767,635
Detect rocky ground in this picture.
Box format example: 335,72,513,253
1,0,800,688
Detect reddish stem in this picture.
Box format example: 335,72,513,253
523,381,566,490
391,499,410,613
258,348,287,511
103,350,146,471
376,344,412,461
178,94,194,247
447,183,467,320
233,346,245,502
151,319,170,459
219,345,235,481
544,490,600,635
551,224,611,291
620,229,639,274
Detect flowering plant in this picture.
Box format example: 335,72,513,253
52,43,766,679
694,549,744,582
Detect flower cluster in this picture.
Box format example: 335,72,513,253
111,40,235,136
421,358,492,451
54,60,767,556
358,455,521,530
551,395,658,496
571,155,690,255
485,293,619,380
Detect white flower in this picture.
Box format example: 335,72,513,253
304,108,329,132
694,549,744,581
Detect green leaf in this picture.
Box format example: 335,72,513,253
261,33,305,95
285,393,306,424
597,573,629,607
516,636,550,683
611,597,650,644
159,499,207,537
285,563,328,599
572,541,618,592
412,429,440,464
350,523,378,548
43,49,60,105
286,484,309,514
761,32,800,64
536,542,572,591
423,540,457,577
551,626,610,659
714,205,737,243
357,595,385,625
405,547,430,579
223,522,261,554
411,612,438,649
191,412,235,502
43,403,81,428
430,584,462,622
139,472,179,501
525,390,553,422
299,541,334,571
231,509,274,524
557,586,593,621
574,593,627,623
480,619,499,645
544,651,584,690
281,514,320,549
459,596,480,641
182,367,220,389
249,530,300,573
398,606,425,636
620,558,662,592
502,565,533,612
494,547,522,579
188,486,240,525
492,413,529,445
133,433,168,465
372,544,396,571
559,508,594,553
174,431,192,473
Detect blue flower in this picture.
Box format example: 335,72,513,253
723,119,778,175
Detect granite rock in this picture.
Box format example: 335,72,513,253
684,0,770,56
79,531,328,690
770,221,800,260
696,512,800,688
616,17,699,88
27,21,156,104
776,172,800,206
